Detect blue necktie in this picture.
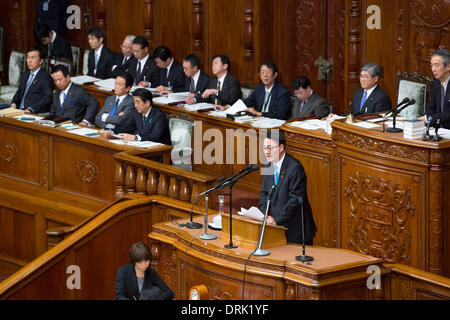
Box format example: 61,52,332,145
60,92,66,110
19,72,35,109
274,164,279,185
109,98,120,116
360,90,367,111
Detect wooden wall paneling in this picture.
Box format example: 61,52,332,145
144,0,155,51
94,0,107,34
445,160,450,277
192,0,205,70
66,0,95,52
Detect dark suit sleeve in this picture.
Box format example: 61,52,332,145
11,72,26,106
312,95,331,118
147,269,174,300
374,90,392,113
243,90,257,109
87,51,94,77
216,76,242,106
139,112,169,142
172,63,187,93
62,39,73,61
262,85,291,120
80,88,99,124
28,73,54,114
115,266,131,300
50,92,58,117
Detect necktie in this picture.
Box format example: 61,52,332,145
274,164,279,185
19,72,35,109
360,90,367,111
122,56,127,67
136,61,142,83
441,84,445,113
48,43,53,57
215,80,221,105
109,98,120,116
142,114,146,126
60,92,66,110
262,90,271,113
190,78,195,93
95,52,100,68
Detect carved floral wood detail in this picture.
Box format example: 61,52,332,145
345,172,414,265
0,140,18,163
75,160,99,184
295,0,316,75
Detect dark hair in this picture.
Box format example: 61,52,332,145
51,64,70,77
133,88,153,105
27,46,47,60
35,22,52,40
87,27,105,41
212,54,230,72
259,61,278,74
361,62,382,78
116,72,134,88
132,36,149,50
432,49,450,67
265,130,286,147
292,76,311,91
183,54,201,69
153,45,172,62
128,242,152,265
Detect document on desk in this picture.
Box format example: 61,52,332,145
130,86,159,94
109,140,162,148
207,99,248,118
250,118,286,129
237,206,264,221
288,119,328,130
168,92,190,102
350,122,380,129
429,128,450,139
385,121,405,129
68,128,101,137
13,115,44,122
184,103,214,112
71,76,101,85
94,78,116,91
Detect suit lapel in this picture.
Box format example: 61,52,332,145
62,85,75,110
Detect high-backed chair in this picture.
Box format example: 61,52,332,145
70,43,81,76
241,86,253,100
82,49,90,75
53,57,73,75
396,71,433,119
169,113,194,171
0,50,26,104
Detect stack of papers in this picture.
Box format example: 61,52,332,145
385,121,404,129
94,78,116,91
208,99,248,118
13,115,44,122
168,92,190,102
250,118,286,128
184,103,214,112
351,122,380,129
288,119,328,131
68,128,100,137
0,107,25,117
237,206,264,221
403,120,425,139
71,76,100,85
61,123,80,130
130,86,159,94
109,140,162,148
429,128,450,140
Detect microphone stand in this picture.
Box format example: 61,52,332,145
224,180,238,249
186,194,203,229
253,186,275,256
295,197,314,263
432,119,442,142
199,193,217,240
386,111,403,133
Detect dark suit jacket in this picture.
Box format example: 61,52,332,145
197,73,242,106
243,82,291,120
159,59,186,93
50,83,99,124
259,153,317,244
87,46,116,79
115,264,174,300
351,85,392,115
111,54,136,78
426,79,450,129
41,34,73,61
185,70,211,94
290,92,331,119
127,55,160,88
11,68,54,113
95,94,135,133
128,106,172,145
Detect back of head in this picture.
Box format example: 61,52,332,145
51,64,70,77
153,45,172,62
128,242,152,265
116,72,134,88
133,36,149,50
292,76,311,91
133,88,153,104
183,54,201,69
35,22,52,40
88,27,105,41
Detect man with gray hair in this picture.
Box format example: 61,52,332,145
426,49,450,129
111,35,137,77
350,62,392,115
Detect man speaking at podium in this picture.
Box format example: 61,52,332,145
259,131,317,245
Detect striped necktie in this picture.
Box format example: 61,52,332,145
19,72,35,109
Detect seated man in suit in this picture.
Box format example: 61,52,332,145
259,131,317,244
153,46,186,93
115,242,174,300
243,61,290,120
111,35,136,78
290,76,331,119
127,36,160,88
11,46,53,114
87,28,115,79
95,72,136,133
35,22,72,61
196,54,242,106
50,65,98,125
118,88,171,145
183,54,211,104
424,49,450,129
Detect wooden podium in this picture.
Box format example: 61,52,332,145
220,213,287,250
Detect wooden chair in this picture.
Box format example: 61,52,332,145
169,113,194,171
396,71,433,119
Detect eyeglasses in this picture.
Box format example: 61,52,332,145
359,74,372,79
263,145,279,152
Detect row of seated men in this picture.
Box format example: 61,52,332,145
11,30,450,139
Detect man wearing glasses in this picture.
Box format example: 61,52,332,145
350,62,392,115
111,35,136,77
258,131,317,245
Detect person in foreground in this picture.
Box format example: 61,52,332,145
117,88,171,145
259,131,317,245
115,242,174,300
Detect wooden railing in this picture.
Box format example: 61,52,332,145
114,150,218,204
0,196,204,300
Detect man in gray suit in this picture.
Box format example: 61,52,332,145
290,76,331,119
95,72,135,133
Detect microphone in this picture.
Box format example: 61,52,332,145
199,176,226,196
215,164,256,191
268,184,276,199
385,97,409,118
395,99,416,114
218,165,260,190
